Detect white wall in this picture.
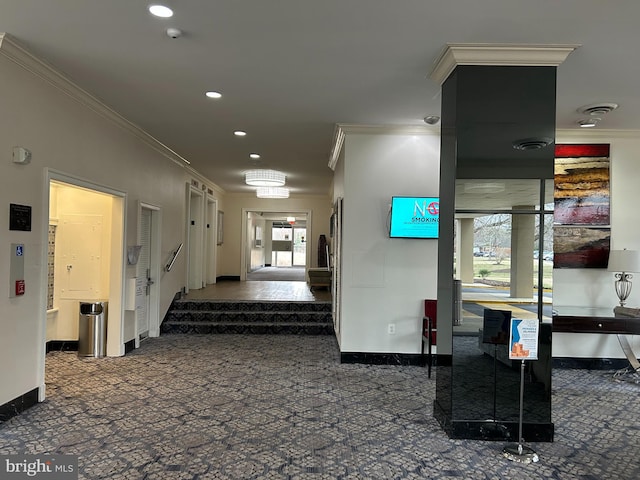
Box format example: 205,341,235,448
337,129,440,354
48,183,114,341
0,39,193,405
553,131,640,358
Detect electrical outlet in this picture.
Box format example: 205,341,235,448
388,323,396,335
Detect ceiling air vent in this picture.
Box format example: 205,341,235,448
577,103,619,116
512,137,553,150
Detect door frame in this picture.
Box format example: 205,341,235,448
185,183,205,292
44,168,127,358
205,195,218,285
136,201,162,343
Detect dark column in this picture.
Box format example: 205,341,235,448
435,64,556,442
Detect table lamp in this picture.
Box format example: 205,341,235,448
607,249,640,307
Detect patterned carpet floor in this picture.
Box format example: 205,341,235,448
1,334,639,479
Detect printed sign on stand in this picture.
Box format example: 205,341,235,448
508,318,539,360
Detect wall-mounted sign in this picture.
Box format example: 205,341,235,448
9,203,32,231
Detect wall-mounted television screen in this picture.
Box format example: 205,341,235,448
389,196,439,239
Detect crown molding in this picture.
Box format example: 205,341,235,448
328,124,440,170
556,128,640,140
328,125,346,171
0,32,223,191
429,43,581,85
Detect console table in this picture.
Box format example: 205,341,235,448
552,307,640,371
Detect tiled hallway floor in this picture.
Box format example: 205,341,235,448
1,335,639,479
185,280,331,302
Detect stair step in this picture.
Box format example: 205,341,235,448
161,299,334,335
161,321,334,335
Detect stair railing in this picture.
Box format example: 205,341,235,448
165,243,183,272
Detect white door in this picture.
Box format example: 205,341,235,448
136,208,152,339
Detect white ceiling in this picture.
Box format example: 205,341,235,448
2,1,639,196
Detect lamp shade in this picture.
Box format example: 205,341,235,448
256,187,289,199
245,169,286,187
607,249,640,272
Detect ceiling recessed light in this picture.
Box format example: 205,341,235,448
205,91,222,99
578,118,600,128
148,5,174,18
234,130,247,137
249,153,261,159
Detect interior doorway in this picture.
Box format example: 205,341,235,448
240,209,312,281
135,202,162,344
46,171,125,358
186,184,205,292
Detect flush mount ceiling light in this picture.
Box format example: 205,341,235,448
256,187,290,199
234,130,247,137
249,153,261,159
578,118,600,128
245,169,286,187
512,137,553,150
205,91,222,99
423,115,441,125
148,5,174,17
577,103,618,116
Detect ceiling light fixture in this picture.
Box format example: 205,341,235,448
578,118,600,128
256,187,290,199
148,5,174,17
423,115,441,125
234,130,247,137
245,169,286,187
249,153,261,159
577,103,618,116
512,137,553,150
205,91,222,99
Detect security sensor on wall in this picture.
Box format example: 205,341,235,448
13,146,31,164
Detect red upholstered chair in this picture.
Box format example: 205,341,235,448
423,299,437,377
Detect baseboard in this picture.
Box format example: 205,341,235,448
340,352,423,366
0,388,39,422
553,357,629,370
124,339,136,354
46,340,78,353
216,275,241,282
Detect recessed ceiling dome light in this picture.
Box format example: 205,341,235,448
249,153,261,159
577,103,618,116
234,130,247,137
148,5,174,17
257,187,290,199
512,137,553,150
578,118,600,128
205,91,222,99
245,169,286,187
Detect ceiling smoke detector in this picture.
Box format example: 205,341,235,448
577,103,619,116
512,137,553,150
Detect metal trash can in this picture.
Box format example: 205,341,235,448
453,279,463,326
78,301,108,357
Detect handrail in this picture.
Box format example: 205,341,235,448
165,243,183,272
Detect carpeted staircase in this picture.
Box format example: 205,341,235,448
161,299,334,335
